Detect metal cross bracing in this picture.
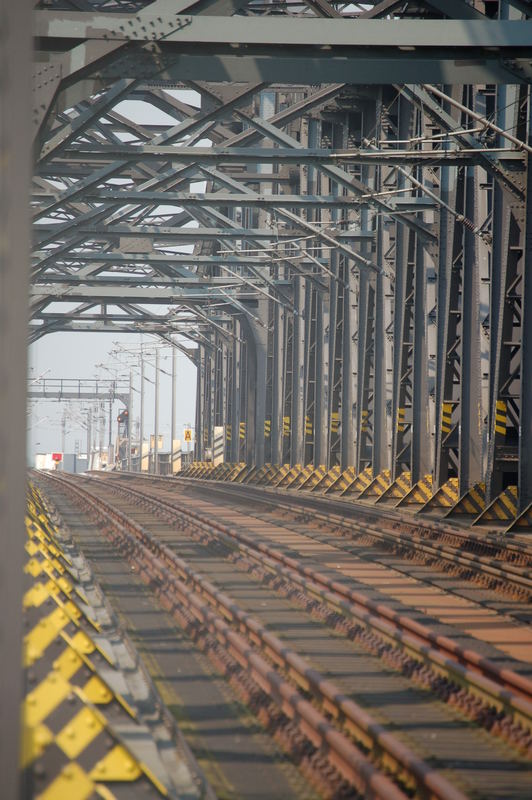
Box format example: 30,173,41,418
31,0,532,520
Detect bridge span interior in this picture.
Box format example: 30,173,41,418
2,2,532,800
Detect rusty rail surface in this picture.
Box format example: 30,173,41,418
170,475,532,595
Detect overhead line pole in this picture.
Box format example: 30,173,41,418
154,349,159,474
171,346,177,476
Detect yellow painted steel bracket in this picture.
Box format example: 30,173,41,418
21,483,206,800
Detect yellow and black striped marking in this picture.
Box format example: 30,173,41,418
228,463,248,482
311,465,341,492
239,421,246,440
359,469,391,500
473,485,518,525
299,465,327,490
23,486,169,800
397,407,406,432
340,466,373,498
276,464,303,488
264,419,271,438
283,416,291,437
444,482,486,519
495,399,507,436
226,424,232,442
331,411,340,434
287,463,314,489
242,466,261,484
256,464,278,485
419,477,459,513
505,502,532,533
441,402,453,435
268,463,292,486
305,416,313,437
245,464,271,484
376,471,411,504
325,466,357,494
396,474,433,507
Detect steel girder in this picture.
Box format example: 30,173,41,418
31,0,532,513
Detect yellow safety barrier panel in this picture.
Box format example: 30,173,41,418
227,462,249,482
324,466,357,495
256,464,279,486
263,464,291,486
311,465,341,492
359,469,391,501
23,485,169,800
299,465,328,491
418,477,459,514
444,482,486,519
505,502,532,534
340,466,373,498
473,485,518,525
286,463,315,489
243,465,264,484
274,464,303,488
375,471,411,504
396,474,433,508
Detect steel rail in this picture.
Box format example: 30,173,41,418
36,469,471,800
178,477,532,594
87,473,532,728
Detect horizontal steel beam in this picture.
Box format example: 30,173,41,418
46,190,360,208
34,16,532,49
27,389,128,403
30,285,262,303
33,276,290,287
32,252,304,266
48,144,520,167
34,16,529,83
33,224,374,243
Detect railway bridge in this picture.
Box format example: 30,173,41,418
2,2,532,799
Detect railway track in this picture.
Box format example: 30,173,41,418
118,472,532,602
34,470,532,800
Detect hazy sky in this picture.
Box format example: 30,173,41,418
29,90,206,462
28,332,197,461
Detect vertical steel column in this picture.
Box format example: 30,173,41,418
0,4,30,790
411,236,430,482
221,338,228,459
433,99,456,485
314,291,330,467
251,313,268,467
194,349,204,461
230,323,241,463
291,276,306,465
341,262,357,469
328,258,342,466
209,345,216,460
356,269,372,471
520,90,532,510
271,300,285,465
373,272,387,474
459,166,483,491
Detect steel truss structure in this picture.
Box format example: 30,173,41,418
32,0,532,517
